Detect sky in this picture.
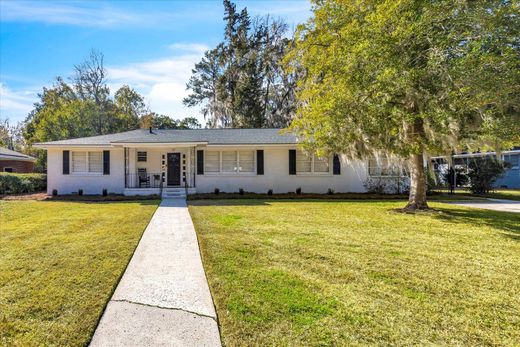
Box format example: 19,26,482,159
0,0,311,125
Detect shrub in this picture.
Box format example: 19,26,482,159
78,189,83,196
467,158,509,194
442,166,469,188
267,189,273,196
102,188,108,196
239,188,245,195
296,187,302,195
52,189,58,196
0,173,47,195
214,188,220,195
327,188,334,195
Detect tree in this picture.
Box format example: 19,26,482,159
139,113,201,130
184,0,296,128
72,49,110,134
286,0,519,211
114,85,146,130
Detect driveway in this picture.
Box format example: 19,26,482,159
90,199,221,346
448,198,520,213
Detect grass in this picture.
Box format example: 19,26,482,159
433,188,520,201
0,200,159,346
189,199,520,346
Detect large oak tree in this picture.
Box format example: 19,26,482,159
286,0,519,210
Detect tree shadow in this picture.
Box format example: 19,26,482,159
432,206,520,240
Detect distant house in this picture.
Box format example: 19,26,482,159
34,128,406,197
0,147,36,173
432,148,520,189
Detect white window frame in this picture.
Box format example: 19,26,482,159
367,158,402,177
296,150,332,175
204,149,256,175
71,150,103,175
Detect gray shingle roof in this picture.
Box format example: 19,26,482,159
0,147,36,161
36,128,298,146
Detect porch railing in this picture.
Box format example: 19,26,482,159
125,173,163,189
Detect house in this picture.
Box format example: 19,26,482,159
34,128,404,197
0,147,36,173
431,148,520,189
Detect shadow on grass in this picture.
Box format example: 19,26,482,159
433,206,520,238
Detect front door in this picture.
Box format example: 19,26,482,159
167,153,181,186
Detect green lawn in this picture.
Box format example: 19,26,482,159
189,200,520,346
0,200,159,346
433,188,520,201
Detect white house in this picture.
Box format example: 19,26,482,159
35,128,403,197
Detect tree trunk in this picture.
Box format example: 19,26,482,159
404,152,429,211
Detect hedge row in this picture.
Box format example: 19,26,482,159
0,173,47,195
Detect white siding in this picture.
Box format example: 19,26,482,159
195,146,368,194
47,147,125,195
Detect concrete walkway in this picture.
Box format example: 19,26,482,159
448,198,520,213
90,199,221,347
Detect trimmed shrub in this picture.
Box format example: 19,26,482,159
267,189,273,196
78,189,83,196
52,189,58,196
239,188,245,195
214,188,220,195
327,188,334,195
102,188,108,197
0,173,47,195
296,187,302,195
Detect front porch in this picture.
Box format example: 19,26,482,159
122,146,197,196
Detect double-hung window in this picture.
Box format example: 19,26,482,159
296,150,330,174
368,158,401,177
204,150,256,173
71,151,103,174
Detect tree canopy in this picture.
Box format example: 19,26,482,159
184,0,298,128
20,50,201,171
286,0,519,210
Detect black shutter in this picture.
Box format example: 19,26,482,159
289,149,296,175
197,150,204,175
103,150,110,175
63,150,70,175
257,150,264,175
333,154,341,175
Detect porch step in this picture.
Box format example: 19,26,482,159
161,188,187,199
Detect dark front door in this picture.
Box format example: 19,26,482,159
167,153,181,186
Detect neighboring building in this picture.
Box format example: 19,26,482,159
0,147,36,173
34,128,405,197
432,148,520,189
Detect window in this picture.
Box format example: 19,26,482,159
239,151,254,172
204,150,256,174
72,151,103,174
296,150,330,173
205,151,220,172
137,151,147,162
368,158,401,176
222,151,237,172
296,151,312,172
3,167,13,172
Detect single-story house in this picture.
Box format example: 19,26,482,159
34,128,405,197
0,147,36,173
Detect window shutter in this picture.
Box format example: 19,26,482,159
257,150,264,175
289,150,296,175
333,154,341,175
63,150,70,175
103,150,110,175
197,150,204,175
